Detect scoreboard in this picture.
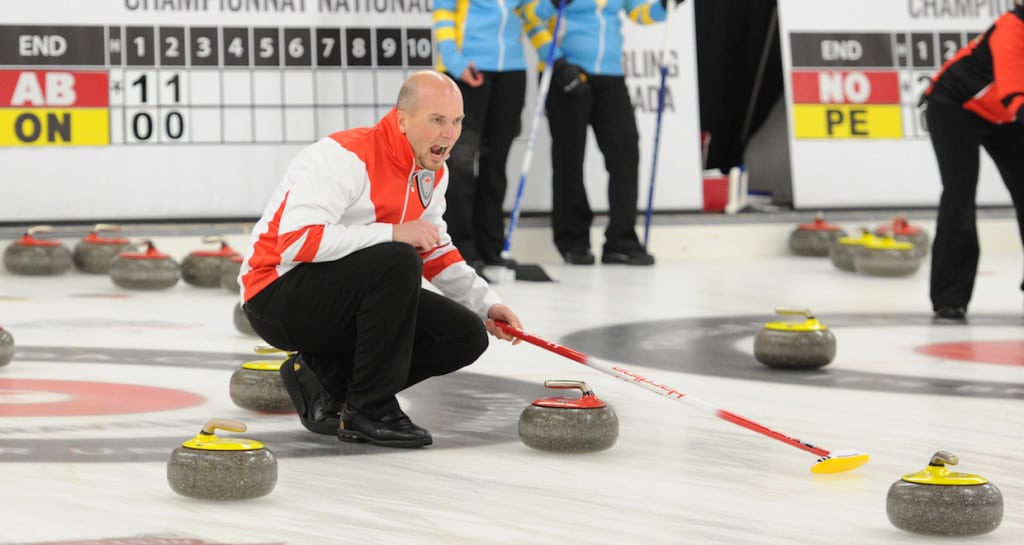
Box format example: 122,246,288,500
0,1,701,223
778,0,1015,209
0,23,433,147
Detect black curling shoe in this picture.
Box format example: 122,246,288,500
279,353,344,435
338,404,433,448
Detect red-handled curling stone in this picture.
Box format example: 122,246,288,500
221,254,244,293
754,306,836,369
519,380,618,453
182,236,240,288
0,325,13,367
788,212,846,257
73,224,132,274
3,225,73,276
167,418,277,501
886,451,1002,536
109,239,180,290
229,346,293,413
875,215,929,256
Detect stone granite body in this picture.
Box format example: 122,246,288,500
73,241,133,274
754,328,836,369
4,244,73,275
886,479,1003,536
167,446,277,501
182,254,233,288
229,365,294,413
0,328,13,367
109,256,180,290
518,404,619,453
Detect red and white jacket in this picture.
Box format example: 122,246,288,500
239,107,502,318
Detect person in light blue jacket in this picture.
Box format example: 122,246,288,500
433,0,531,273
523,0,683,266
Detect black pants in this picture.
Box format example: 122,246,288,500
545,74,642,254
443,70,526,262
925,99,1024,310
243,242,489,417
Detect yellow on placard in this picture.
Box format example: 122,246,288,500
0,108,109,146
792,104,903,139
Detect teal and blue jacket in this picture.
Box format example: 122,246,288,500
433,0,531,76
521,0,668,75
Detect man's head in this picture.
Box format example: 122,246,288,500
396,70,464,171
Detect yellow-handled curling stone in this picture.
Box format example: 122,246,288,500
167,418,277,501
229,346,294,413
3,225,73,276
829,229,876,272
788,212,846,257
519,380,618,453
182,235,240,288
886,451,1003,536
853,235,923,277
754,306,836,369
0,325,13,367
73,224,132,274
109,239,180,290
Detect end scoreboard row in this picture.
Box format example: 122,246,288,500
0,25,434,68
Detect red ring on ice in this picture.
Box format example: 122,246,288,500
0,379,205,416
915,341,1024,366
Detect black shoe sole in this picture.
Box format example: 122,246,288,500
337,429,433,448
279,357,341,435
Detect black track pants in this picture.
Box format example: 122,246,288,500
544,74,641,253
443,70,527,262
925,99,1024,310
243,242,489,417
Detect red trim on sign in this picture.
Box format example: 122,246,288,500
915,341,1024,366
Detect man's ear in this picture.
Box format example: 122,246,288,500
396,110,408,134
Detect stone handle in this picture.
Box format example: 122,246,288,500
201,418,247,435
929,450,959,467
92,223,122,233
774,306,813,318
27,225,53,236
543,379,594,397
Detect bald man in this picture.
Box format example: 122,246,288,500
239,70,522,448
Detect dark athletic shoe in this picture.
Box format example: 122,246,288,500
932,306,967,323
279,353,344,435
337,403,432,448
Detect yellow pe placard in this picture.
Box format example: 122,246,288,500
792,104,902,139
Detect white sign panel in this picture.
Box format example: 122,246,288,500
777,0,1017,208
0,0,701,223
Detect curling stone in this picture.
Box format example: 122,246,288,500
3,225,73,276
754,306,836,369
233,302,258,337
221,254,243,293
519,380,618,453
788,212,846,257
182,236,240,288
0,326,13,367
853,236,923,277
886,450,1002,536
229,347,294,413
109,240,180,290
73,224,133,274
829,230,877,272
167,418,277,501
875,215,929,256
